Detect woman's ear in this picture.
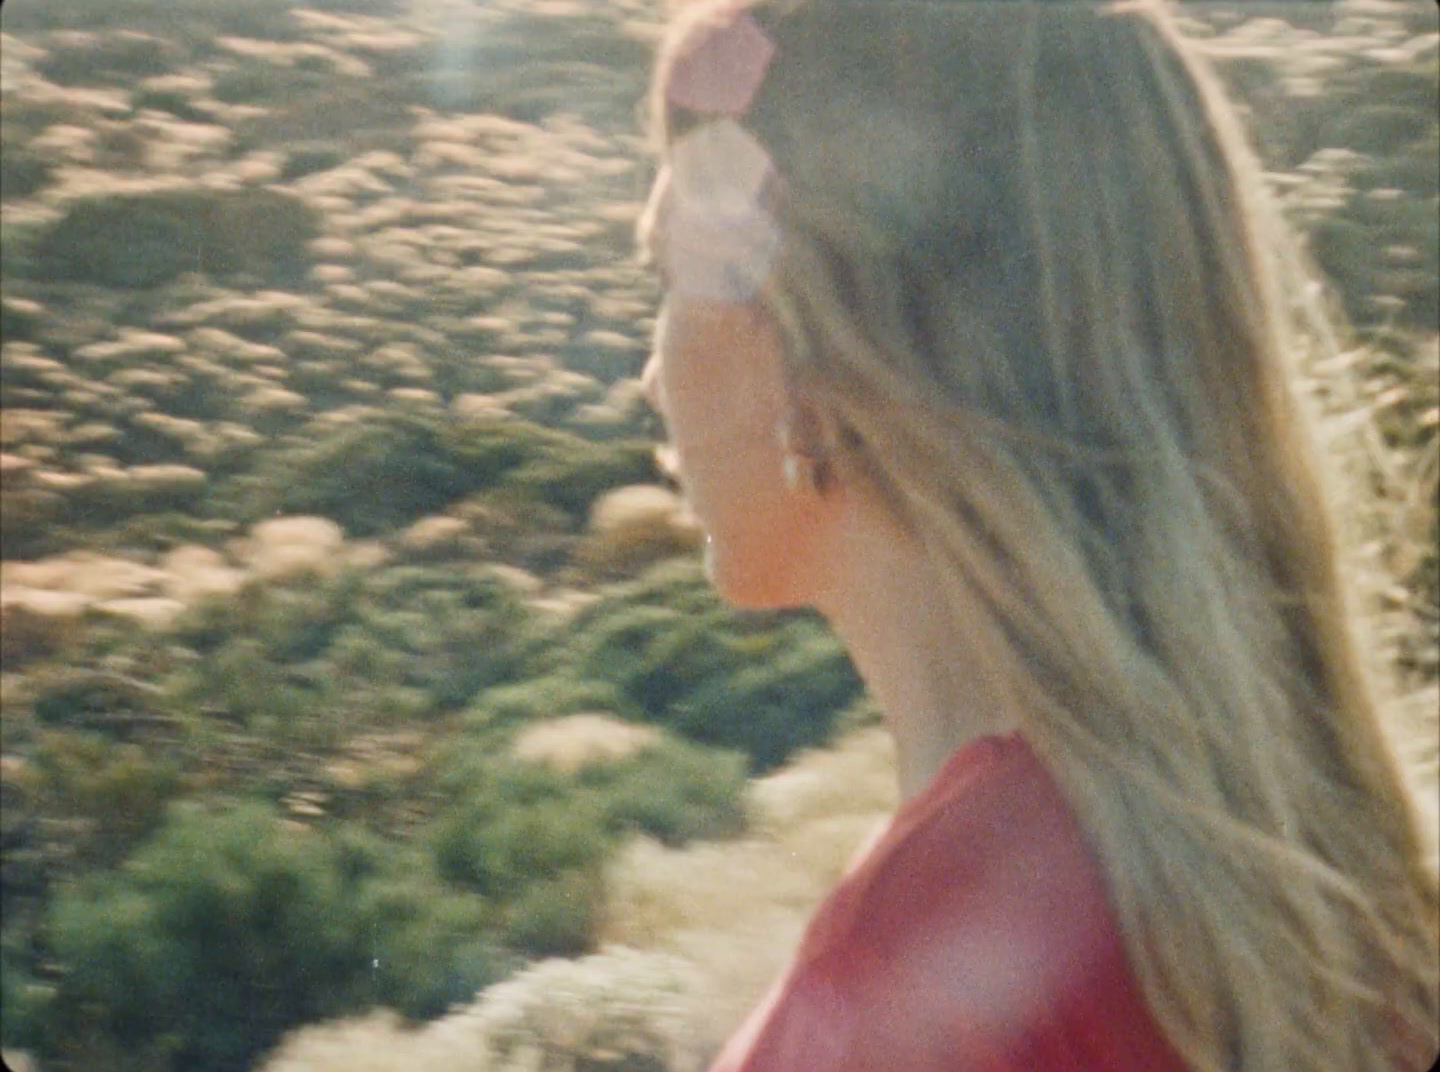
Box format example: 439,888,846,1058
778,392,836,495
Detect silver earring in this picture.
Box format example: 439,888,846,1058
782,452,801,490
777,422,801,491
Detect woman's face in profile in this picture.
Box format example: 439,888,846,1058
641,167,821,609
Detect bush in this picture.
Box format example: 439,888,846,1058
279,142,350,182
512,437,659,522
232,415,530,536
0,150,53,201
433,781,611,903
166,563,541,736
465,675,633,735
1330,104,1434,159
580,737,748,847
41,803,505,1072
0,945,53,1057
22,731,181,868
353,565,538,709
539,562,863,773
229,413,656,542
469,948,704,1072
430,762,617,958
31,188,318,288
174,634,330,735
212,65,329,106
33,31,180,87
0,0,301,41
328,829,508,1019
665,629,862,772
130,87,210,122
46,803,365,1072
0,216,46,281
501,869,607,958
425,729,748,961
28,668,168,735
250,573,361,663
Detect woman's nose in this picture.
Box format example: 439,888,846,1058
641,350,663,415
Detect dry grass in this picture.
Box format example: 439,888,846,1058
1383,682,1440,875
1286,301,1440,871
259,947,708,1072
239,515,347,581
595,727,897,1052
511,712,661,774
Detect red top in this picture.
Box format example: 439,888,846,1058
708,733,1194,1072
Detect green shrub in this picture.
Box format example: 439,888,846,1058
130,88,209,122
464,675,634,735
1332,82,1437,153
0,150,52,201
104,512,239,556
167,564,543,737
438,418,569,485
252,573,362,664
619,615,745,719
181,635,322,726
355,565,537,708
42,803,505,1072
328,624,409,687
29,669,167,733
580,736,748,846
34,32,179,87
433,787,611,902
501,868,606,958
230,414,655,541
212,65,329,106
1354,138,1440,200
232,415,515,536
584,556,730,616
329,829,508,1019
46,803,364,1072
674,629,863,772
420,742,754,959
562,602,683,686
279,142,350,181
31,188,318,288
0,216,46,280
513,438,660,522
0,946,54,1056
0,297,42,342
540,563,863,772
24,732,182,868
0,0,301,41
430,771,614,958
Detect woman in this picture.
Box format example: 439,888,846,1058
636,0,1439,1069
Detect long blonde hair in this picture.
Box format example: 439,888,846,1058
650,1,1439,1069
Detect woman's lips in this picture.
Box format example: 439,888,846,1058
654,443,700,531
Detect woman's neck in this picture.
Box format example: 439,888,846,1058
814,500,1019,799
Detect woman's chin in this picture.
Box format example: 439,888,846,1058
703,536,802,612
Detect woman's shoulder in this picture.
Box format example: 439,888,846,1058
708,733,1194,1072
798,732,1127,1013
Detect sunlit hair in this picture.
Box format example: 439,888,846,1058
645,1,1439,1069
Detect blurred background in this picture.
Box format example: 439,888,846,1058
0,1,1434,1070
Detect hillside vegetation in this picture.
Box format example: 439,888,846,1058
0,1,1435,1071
